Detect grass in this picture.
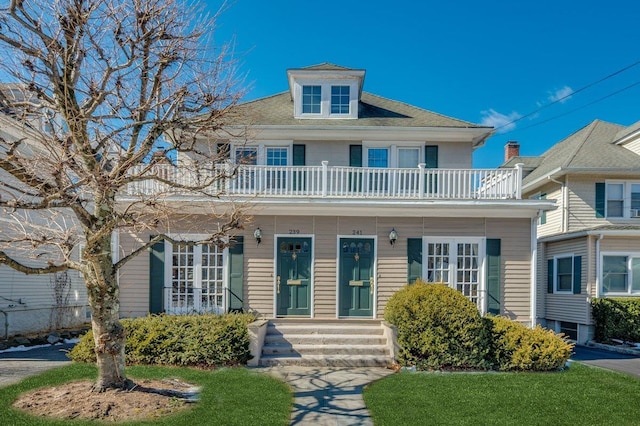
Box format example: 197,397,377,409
0,364,292,426
363,363,640,426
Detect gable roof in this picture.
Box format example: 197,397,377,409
513,120,640,191
226,91,490,129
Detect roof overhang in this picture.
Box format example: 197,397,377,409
286,68,366,100
539,227,640,243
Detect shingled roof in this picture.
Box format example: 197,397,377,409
226,91,489,129
513,120,640,189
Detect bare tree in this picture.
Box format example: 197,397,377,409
0,0,247,390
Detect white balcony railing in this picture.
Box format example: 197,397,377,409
125,162,523,200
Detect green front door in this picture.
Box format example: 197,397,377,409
339,238,374,317
276,237,312,316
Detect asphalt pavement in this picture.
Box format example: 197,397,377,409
0,343,74,387
571,345,640,378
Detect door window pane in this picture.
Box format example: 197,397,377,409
398,148,420,168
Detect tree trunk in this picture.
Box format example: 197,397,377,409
85,234,132,391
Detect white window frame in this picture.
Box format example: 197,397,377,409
164,234,229,315
605,180,640,219
553,254,574,294
231,142,292,166
422,237,486,312
362,142,424,169
293,79,358,119
600,251,640,296
330,85,351,115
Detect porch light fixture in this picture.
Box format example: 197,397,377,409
389,228,398,246
253,227,262,245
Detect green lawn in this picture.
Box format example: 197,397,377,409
363,363,640,426
0,364,292,426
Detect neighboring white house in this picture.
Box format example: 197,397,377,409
0,85,87,339
117,63,553,326
502,119,640,343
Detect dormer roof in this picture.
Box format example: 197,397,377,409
286,63,365,101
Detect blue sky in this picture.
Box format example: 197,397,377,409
210,0,640,168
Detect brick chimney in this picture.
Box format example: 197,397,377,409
504,141,520,162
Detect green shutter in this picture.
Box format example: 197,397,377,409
349,145,362,167
547,259,554,293
292,144,306,166
595,183,605,218
425,145,438,169
540,193,547,225
149,239,165,314
228,236,244,312
407,238,423,284
486,239,501,315
573,256,582,294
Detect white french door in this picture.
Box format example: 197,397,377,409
165,241,225,314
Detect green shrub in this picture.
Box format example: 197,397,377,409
591,298,640,343
69,312,257,367
384,281,491,370
485,315,573,371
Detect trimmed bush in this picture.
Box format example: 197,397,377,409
384,281,491,370
591,298,640,343
68,312,257,367
486,315,573,371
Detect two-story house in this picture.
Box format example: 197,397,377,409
117,63,551,330
503,120,640,343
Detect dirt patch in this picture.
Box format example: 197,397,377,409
12,378,198,422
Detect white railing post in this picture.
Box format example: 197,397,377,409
322,161,328,197
418,163,425,199
515,163,523,199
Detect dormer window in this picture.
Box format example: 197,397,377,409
302,85,321,114
331,86,350,114
288,64,365,120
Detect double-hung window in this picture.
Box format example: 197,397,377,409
602,254,640,295
601,181,640,218
555,256,573,293
331,86,350,114
302,85,321,114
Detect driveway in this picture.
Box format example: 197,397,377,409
571,345,640,378
0,344,73,388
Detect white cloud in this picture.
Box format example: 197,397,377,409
480,109,522,133
548,86,573,103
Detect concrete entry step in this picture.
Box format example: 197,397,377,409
258,319,394,367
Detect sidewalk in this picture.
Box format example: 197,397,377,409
258,366,395,426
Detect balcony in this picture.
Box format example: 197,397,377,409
125,162,523,200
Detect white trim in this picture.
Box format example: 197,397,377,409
600,251,640,296
552,253,575,294
530,217,537,326
273,234,315,318
422,236,486,313
335,235,378,319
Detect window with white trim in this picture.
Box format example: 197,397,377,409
331,85,350,114
605,181,640,218
554,255,574,293
165,239,226,314
302,85,321,114
602,254,640,295
424,238,484,307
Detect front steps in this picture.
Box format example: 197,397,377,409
256,319,394,367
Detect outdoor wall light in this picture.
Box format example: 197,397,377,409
389,228,398,246
253,227,262,245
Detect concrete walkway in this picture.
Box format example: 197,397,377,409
258,366,395,426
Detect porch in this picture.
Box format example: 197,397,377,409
126,162,523,200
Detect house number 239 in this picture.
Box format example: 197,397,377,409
352,230,363,235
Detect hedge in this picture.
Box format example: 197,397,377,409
591,298,640,343
68,312,257,367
